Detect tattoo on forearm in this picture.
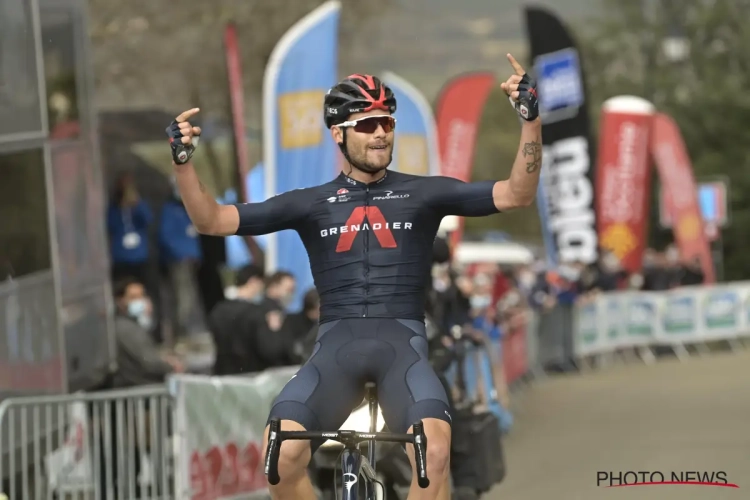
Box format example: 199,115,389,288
522,141,542,174
198,181,206,193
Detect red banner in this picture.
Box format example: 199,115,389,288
190,440,266,500
595,96,654,273
225,24,251,202
435,72,496,247
650,113,714,282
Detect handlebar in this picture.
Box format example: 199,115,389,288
264,418,430,489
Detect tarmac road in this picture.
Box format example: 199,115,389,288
486,350,750,500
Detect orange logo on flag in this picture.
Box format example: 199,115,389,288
675,214,701,240
279,90,325,149
600,223,638,259
396,135,429,175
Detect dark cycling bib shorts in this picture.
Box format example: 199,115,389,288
268,318,451,442
233,170,499,449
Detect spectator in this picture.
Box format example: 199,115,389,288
662,244,684,288
254,274,305,369
107,172,153,285
93,277,182,499
515,264,537,300
88,277,184,500
593,249,622,292
678,255,705,286
288,288,320,339
642,248,673,291
469,272,493,316
529,271,559,311
261,271,296,313
111,277,183,387
555,265,581,306
207,264,266,375
159,180,206,342
284,289,321,364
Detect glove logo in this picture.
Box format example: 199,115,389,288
178,151,188,162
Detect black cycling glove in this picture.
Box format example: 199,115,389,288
508,73,539,121
166,120,200,165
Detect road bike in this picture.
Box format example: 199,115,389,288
265,383,429,499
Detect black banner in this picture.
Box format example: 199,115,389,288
524,6,598,265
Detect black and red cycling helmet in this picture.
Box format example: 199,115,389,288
324,74,397,129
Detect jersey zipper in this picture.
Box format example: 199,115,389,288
363,185,370,317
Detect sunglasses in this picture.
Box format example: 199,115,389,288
338,115,396,134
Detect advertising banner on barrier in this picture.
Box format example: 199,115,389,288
595,96,655,273
573,283,750,358
661,290,700,343
43,401,95,494
574,301,600,357
172,367,298,500
524,6,598,266
651,113,714,282
701,286,742,340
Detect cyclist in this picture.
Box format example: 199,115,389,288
167,53,540,500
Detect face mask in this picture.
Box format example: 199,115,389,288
602,254,619,271
629,273,644,289
519,272,535,289
434,279,449,293
127,299,153,330
237,290,263,304
470,295,491,310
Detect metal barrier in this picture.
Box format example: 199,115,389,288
0,270,64,397
0,385,172,500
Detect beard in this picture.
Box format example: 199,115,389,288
352,157,391,173
346,144,393,173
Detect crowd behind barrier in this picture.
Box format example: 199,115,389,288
573,282,750,360
3,277,750,498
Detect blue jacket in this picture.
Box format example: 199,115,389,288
158,200,202,263
473,315,503,342
107,201,152,264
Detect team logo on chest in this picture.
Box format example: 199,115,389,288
320,206,413,252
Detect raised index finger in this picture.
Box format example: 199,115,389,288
175,108,200,123
507,53,525,76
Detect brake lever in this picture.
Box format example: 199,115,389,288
412,421,430,489
264,418,282,485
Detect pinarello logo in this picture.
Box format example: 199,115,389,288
337,188,349,195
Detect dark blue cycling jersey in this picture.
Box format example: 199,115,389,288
234,170,498,323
